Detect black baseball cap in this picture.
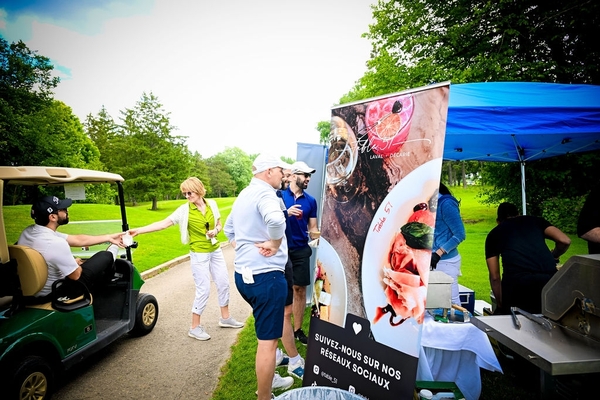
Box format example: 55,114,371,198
31,196,73,222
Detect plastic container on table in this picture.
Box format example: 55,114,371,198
414,381,465,400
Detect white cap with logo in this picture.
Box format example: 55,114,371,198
252,154,292,175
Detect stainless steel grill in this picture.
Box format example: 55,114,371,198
472,254,600,397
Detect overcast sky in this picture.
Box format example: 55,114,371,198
1,0,375,159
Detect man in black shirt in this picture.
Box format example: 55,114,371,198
577,186,600,254
485,202,571,314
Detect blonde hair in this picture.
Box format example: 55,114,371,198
180,177,206,197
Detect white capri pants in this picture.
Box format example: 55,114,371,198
189,249,230,315
436,254,462,306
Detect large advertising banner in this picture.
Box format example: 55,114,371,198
304,83,450,399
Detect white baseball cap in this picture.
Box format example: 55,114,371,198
252,153,292,175
291,161,316,174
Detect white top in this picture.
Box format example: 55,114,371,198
224,178,287,274
168,198,220,244
18,224,78,297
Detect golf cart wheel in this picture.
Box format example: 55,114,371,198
11,355,54,400
132,293,159,336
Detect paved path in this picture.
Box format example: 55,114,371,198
52,244,252,400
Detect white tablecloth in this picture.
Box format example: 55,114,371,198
416,313,503,400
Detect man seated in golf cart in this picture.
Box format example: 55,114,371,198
17,195,124,300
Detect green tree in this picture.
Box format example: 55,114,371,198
211,147,253,195
316,120,330,145
187,152,212,198
117,92,192,209
480,151,600,224
281,156,294,165
343,0,599,102
23,100,102,169
440,161,482,188
1,38,60,166
85,106,119,171
206,158,236,197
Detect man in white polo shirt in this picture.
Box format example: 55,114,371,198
18,195,124,299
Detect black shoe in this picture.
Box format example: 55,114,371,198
294,328,308,346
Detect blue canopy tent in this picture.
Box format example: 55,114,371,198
444,82,600,214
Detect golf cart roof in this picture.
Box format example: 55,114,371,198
0,166,124,185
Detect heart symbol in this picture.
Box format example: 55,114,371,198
352,322,362,335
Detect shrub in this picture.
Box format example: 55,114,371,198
540,196,585,234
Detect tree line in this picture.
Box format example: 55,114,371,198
1,37,279,209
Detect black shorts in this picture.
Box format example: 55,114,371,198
284,258,293,306
289,246,313,287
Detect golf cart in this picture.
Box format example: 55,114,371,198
0,166,159,400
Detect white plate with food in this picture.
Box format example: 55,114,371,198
314,237,348,328
361,158,442,356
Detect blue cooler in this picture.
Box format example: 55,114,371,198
458,284,475,314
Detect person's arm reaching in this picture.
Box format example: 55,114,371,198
129,218,174,237
66,232,123,248
544,226,571,261
577,186,600,246
580,227,600,244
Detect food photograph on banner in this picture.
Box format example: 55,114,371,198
319,82,449,357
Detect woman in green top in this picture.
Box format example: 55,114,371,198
129,177,244,341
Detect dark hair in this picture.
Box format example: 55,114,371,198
33,213,51,226
439,182,452,196
497,202,519,223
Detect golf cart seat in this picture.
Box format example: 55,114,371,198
8,245,91,312
9,245,48,296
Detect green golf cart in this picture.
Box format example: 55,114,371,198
0,166,159,400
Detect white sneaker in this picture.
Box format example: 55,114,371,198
188,326,211,341
219,317,244,328
272,373,293,391
287,357,304,379
276,348,289,367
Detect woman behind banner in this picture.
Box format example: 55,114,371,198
430,183,466,306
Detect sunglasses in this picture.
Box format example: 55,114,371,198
205,222,210,230
182,191,194,197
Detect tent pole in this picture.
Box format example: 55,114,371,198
521,162,527,215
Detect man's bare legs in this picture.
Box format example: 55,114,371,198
256,338,278,400
281,304,299,357
292,285,307,332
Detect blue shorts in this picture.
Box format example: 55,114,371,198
235,270,286,340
